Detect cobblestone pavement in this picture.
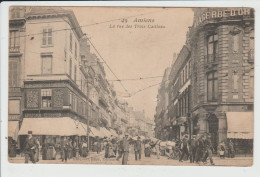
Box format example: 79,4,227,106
8,151,252,166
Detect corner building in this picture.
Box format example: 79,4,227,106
188,8,254,153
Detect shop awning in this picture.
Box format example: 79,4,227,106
100,127,112,138
8,121,19,141
89,127,103,138
226,112,254,139
18,117,87,136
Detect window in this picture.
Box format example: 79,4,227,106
75,42,77,59
233,72,239,92
69,58,72,76
233,34,239,52
9,31,20,49
41,89,52,108
70,32,72,51
9,59,19,87
42,28,52,46
250,70,254,98
41,55,52,74
207,34,218,63
207,71,218,101
74,65,77,82
10,8,24,19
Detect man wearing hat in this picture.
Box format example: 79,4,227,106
202,134,215,165
179,134,190,162
134,136,142,161
122,133,130,165
195,134,205,164
24,131,37,163
189,135,197,163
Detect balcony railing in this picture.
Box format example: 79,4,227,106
248,49,254,63
9,46,20,53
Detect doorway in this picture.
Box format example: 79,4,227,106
208,114,219,153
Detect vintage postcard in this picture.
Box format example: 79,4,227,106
6,6,254,167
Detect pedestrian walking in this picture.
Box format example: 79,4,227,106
218,141,226,159
122,134,130,165
179,135,190,162
24,131,37,164
189,135,197,163
60,137,69,162
155,140,161,159
81,140,88,157
227,139,235,158
97,139,101,154
202,134,215,165
116,138,123,161
195,134,205,163
34,138,40,162
134,136,142,161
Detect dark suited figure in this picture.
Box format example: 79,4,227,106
134,137,142,161
179,135,190,162
195,135,205,163
122,134,130,165
189,135,197,163
60,137,69,162
202,134,215,165
116,139,123,161
24,131,37,164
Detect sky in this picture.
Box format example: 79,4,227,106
65,7,194,120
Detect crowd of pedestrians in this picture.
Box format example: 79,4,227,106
20,130,236,165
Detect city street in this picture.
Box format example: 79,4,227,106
9,150,253,166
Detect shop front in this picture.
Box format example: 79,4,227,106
226,112,254,155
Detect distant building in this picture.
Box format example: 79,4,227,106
154,67,171,140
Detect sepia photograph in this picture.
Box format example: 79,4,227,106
6,5,254,167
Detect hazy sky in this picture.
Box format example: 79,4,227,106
66,7,194,119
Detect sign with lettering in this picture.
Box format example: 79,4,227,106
194,8,252,27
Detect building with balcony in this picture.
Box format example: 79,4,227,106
155,7,254,154
8,7,31,145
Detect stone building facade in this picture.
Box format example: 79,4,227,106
155,7,254,153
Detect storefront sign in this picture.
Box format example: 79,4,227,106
194,8,251,27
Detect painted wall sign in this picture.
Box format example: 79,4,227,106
193,8,252,27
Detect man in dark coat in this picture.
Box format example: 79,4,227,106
60,137,69,162
202,134,215,165
134,136,142,161
179,135,190,162
122,134,130,165
189,135,197,163
24,131,37,164
195,134,205,163
116,138,123,161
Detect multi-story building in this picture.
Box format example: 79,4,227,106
8,7,30,145
189,8,254,152
154,67,171,140
167,46,192,140
155,7,254,153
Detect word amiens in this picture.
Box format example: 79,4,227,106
133,18,155,23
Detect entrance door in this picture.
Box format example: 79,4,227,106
208,114,219,153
